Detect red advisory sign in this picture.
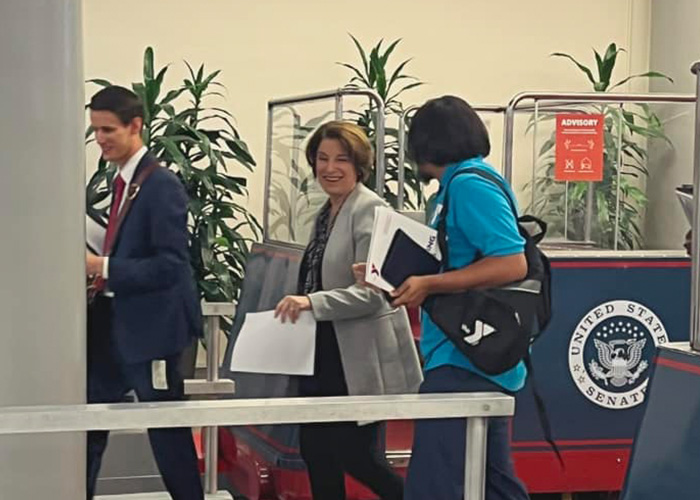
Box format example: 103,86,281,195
555,113,604,182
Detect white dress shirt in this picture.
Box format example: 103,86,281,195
103,146,148,280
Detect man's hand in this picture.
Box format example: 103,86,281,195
391,276,434,309
275,295,312,324
86,251,105,277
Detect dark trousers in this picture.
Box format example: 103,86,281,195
300,422,404,500
298,321,403,500
405,366,529,500
87,297,203,500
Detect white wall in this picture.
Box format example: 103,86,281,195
645,0,700,249
83,0,652,222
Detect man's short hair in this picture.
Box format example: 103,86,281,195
89,86,144,126
408,95,491,166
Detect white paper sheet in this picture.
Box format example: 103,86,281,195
229,310,316,376
86,216,106,255
365,206,441,292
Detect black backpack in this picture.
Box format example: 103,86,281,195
424,167,552,375
424,167,562,465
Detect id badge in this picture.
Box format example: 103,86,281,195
151,360,168,390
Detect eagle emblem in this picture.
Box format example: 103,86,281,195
590,338,648,388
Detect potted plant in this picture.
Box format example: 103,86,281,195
526,43,673,249
339,34,425,209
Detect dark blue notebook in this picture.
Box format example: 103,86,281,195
380,229,441,288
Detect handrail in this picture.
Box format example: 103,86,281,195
0,393,513,500
502,91,696,182
263,88,386,243
0,393,512,434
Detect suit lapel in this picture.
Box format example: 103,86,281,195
110,152,158,254
322,184,363,283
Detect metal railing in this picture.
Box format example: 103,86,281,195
263,88,386,243
183,302,236,496
497,85,700,350
397,104,507,209
503,91,697,184
0,392,514,500
396,94,696,247
502,91,696,249
396,103,578,209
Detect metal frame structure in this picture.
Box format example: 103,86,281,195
397,104,506,209
396,93,696,249
182,303,236,496
0,392,514,500
263,88,386,245
267,106,303,244
397,103,578,209
502,92,696,249
399,95,696,248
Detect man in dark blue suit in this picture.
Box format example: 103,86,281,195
85,86,204,500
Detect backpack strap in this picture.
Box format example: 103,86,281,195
524,354,565,468
438,167,563,467
437,167,519,269
105,161,159,255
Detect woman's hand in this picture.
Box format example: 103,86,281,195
352,262,382,292
275,295,312,324
391,276,434,309
352,262,369,285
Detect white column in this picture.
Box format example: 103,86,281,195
0,0,85,498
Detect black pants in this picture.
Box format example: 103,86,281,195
300,422,404,500
298,322,403,500
86,297,203,500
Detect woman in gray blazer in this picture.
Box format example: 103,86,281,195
275,121,422,500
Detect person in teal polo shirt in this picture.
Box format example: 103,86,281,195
358,95,530,499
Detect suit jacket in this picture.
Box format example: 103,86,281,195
107,153,202,364
307,184,423,396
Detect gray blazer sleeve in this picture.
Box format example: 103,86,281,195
307,196,386,321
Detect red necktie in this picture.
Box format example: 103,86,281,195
90,175,126,297
103,174,126,255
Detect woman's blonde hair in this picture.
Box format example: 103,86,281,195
305,121,374,182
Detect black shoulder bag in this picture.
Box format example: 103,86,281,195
424,167,551,374
424,167,562,465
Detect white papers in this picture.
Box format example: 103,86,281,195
229,310,316,376
86,216,106,255
365,206,441,292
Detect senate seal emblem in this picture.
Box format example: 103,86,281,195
568,300,669,410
